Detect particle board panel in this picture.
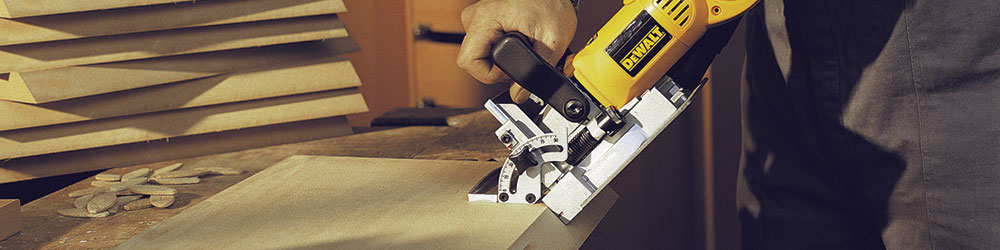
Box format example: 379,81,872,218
0,88,368,159
0,38,360,104
0,116,353,185
0,199,20,241
0,57,361,131
115,156,616,250
0,0,194,18
0,0,346,46
0,14,348,73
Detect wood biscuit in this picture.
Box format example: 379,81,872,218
152,169,207,179
154,163,184,176
86,192,116,214
94,174,121,182
109,177,149,192
124,198,153,211
150,195,175,208
117,195,143,205
74,194,94,209
91,181,117,187
57,208,109,218
151,177,200,185
128,185,177,196
68,186,107,198
121,168,153,181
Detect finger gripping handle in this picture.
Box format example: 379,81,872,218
490,32,592,122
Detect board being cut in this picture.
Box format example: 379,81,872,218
0,0,346,46
0,0,194,18
115,156,617,250
0,38,359,104
0,57,361,131
0,88,367,159
0,14,347,73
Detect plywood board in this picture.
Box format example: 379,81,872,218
0,199,20,241
0,0,194,18
0,57,361,131
0,38,360,104
115,156,616,250
0,116,353,184
0,0,346,46
0,88,368,159
0,117,353,184
0,14,347,73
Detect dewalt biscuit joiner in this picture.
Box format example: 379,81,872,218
468,0,759,223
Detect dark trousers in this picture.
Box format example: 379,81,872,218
738,1,1000,249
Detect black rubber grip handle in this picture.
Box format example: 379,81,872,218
491,32,592,122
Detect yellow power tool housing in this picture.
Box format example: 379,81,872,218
573,0,758,109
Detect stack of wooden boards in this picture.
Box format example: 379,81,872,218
0,0,369,184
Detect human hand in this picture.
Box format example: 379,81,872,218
457,0,577,88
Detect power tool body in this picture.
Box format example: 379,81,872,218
468,0,758,224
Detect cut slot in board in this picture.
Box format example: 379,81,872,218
0,14,348,73
0,38,360,104
0,0,347,46
0,57,361,131
0,88,368,159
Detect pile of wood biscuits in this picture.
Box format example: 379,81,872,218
57,163,242,218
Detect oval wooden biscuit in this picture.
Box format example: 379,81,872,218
68,186,107,198
74,194,94,209
154,163,184,176
86,192,117,214
91,181,117,187
124,198,153,211
117,195,143,204
109,177,149,192
121,168,152,181
57,208,110,218
151,177,200,185
95,174,121,182
152,169,207,179
150,195,175,208
128,185,177,196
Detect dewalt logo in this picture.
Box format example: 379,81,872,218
619,26,666,71
607,10,673,77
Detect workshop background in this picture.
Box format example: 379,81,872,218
342,0,746,249
0,0,747,249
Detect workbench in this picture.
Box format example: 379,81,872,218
0,109,697,249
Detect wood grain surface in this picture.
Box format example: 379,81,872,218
0,14,347,73
0,37,359,104
0,57,361,131
0,88,367,159
0,0,192,18
0,111,497,249
0,0,346,46
0,116,354,184
115,156,613,250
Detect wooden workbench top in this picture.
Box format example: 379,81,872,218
0,111,510,250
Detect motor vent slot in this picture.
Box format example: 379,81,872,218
665,0,690,27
